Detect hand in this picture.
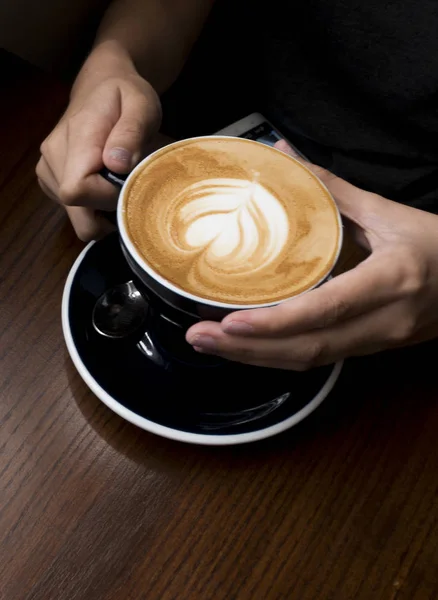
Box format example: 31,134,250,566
36,63,162,241
186,140,438,370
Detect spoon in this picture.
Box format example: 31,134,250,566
92,280,148,339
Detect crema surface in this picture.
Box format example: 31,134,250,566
123,138,340,305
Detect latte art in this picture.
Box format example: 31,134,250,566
168,178,290,275
123,137,341,305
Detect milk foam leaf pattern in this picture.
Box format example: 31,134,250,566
166,178,290,276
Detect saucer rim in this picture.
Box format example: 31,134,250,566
62,239,343,446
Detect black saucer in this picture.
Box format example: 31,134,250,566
62,233,343,445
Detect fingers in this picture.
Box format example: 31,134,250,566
103,85,161,173
36,77,162,242
186,241,425,368
274,139,382,228
37,155,115,241
59,108,120,210
274,139,330,182
65,206,115,242
187,303,400,370
38,78,162,217
36,156,58,201
39,109,119,211
187,320,332,369
216,252,410,338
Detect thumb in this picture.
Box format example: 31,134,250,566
274,139,382,226
103,92,160,174
274,139,330,182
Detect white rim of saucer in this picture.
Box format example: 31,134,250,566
62,241,344,446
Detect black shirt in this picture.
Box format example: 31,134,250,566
162,0,438,213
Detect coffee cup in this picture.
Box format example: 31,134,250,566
102,135,343,323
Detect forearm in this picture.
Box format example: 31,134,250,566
72,0,214,99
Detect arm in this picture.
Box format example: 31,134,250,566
88,0,215,93
37,0,215,241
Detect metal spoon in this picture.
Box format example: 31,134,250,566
92,280,148,339
92,281,168,368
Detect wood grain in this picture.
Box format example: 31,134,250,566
0,50,437,600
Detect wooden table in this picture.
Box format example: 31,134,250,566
1,50,437,600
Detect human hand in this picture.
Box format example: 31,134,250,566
36,58,162,241
186,140,438,369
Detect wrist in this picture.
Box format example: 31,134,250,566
71,41,140,103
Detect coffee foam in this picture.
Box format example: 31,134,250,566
123,138,340,305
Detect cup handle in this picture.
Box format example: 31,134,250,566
99,167,128,189
99,168,129,226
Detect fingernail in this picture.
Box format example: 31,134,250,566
109,147,132,164
222,321,254,335
189,335,217,352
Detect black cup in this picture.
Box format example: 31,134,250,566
100,136,343,323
